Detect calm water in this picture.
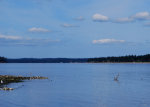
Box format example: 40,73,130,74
0,63,150,107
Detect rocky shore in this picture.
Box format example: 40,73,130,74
0,75,48,90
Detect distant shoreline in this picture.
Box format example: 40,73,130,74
88,61,150,63
0,62,150,64
1,54,150,63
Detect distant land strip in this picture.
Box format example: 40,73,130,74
0,54,150,63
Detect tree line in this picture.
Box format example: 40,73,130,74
0,56,7,63
87,54,150,63
1,54,150,63
7,58,88,63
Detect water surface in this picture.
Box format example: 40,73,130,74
0,63,150,107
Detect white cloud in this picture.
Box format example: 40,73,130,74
74,16,85,21
93,39,125,44
0,34,23,40
61,23,79,28
0,34,60,46
92,13,109,22
115,17,134,23
28,27,50,32
113,12,150,24
92,12,150,24
132,12,150,20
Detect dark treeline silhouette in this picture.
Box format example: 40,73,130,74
1,54,150,63
7,58,88,63
87,54,150,63
0,56,7,63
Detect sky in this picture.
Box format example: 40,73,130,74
0,0,150,58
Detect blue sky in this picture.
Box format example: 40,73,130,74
0,0,150,58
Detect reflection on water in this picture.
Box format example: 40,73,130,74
0,63,150,107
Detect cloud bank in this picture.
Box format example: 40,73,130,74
93,39,125,44
0,34,60,46
93,12,150,23
0,35,23,40
29,27,51,33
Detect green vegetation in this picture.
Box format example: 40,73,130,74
87,54,150,63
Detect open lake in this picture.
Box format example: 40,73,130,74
0,63,150,107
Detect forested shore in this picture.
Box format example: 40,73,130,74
0,57,7,63
87,54,150,63
1,54,150,63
